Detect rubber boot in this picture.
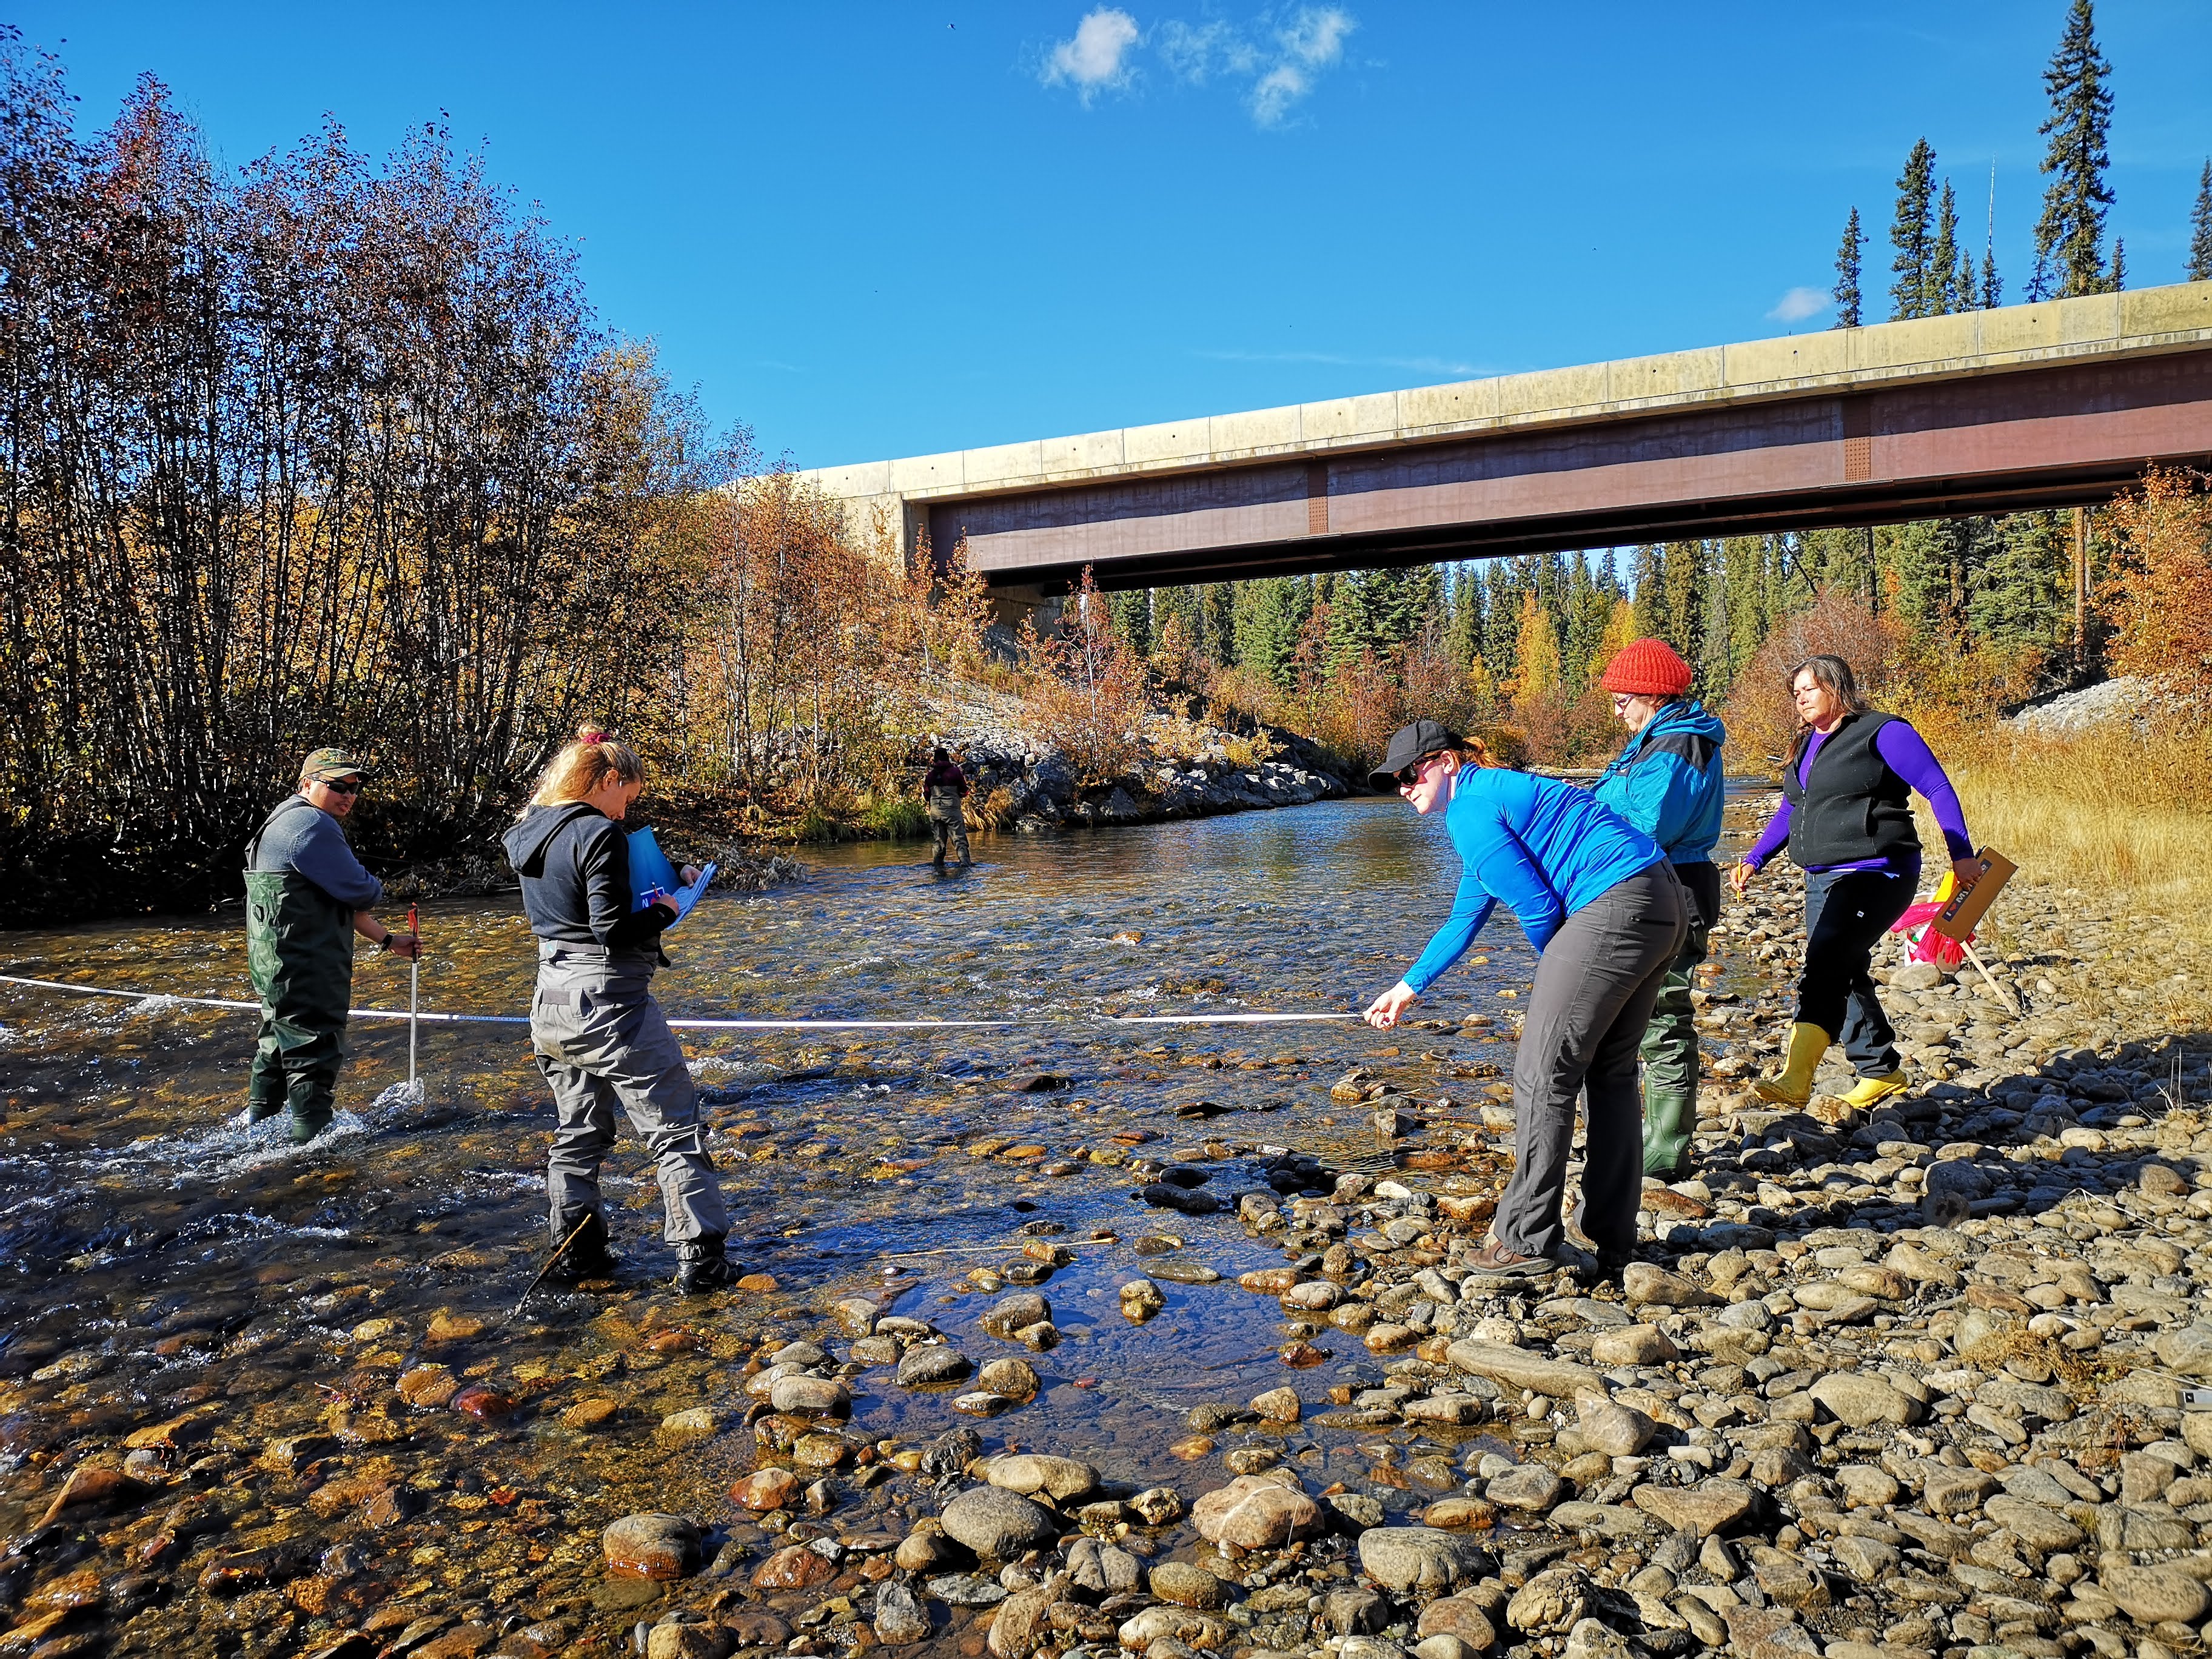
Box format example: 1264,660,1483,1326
544,1212,619,1285
1842,1070,1909,1109
245,1093,284,1126
674,1234,735,1295
1752,1022,1831,1107
1641,1088,1697,1179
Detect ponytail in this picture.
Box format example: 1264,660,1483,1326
529,724,646,809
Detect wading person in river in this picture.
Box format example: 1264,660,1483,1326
502,726,734,1293
1734,654,1977,1109
1592,639,1727,1179
244,748,421,1143
923,746,971,870
1363,721,1687,1279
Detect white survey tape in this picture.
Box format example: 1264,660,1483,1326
0,973,1357,1031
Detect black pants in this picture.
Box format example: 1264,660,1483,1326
1797,868,1913,1077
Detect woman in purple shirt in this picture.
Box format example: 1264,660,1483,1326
1732,655,1979,1110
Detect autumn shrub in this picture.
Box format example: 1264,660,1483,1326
1018,569,1151,785
1723,589,1906,768
2100,464,2212,708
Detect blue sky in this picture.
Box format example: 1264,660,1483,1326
13,2,2211,470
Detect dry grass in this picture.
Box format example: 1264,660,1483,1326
1946,723,2212,902
1937,720,2212,1031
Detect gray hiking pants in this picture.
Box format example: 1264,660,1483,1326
531,942,729,1247
1493,863,1689,1260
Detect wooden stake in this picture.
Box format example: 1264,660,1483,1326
1960,939,2022,1019
512,1214,597,1317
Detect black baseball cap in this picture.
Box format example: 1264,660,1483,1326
1369,720,1462,790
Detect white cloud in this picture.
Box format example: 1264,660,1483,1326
1157,19,1255,83
1768,286,1831,323
1279,6,1354,69
1050,6,1356,127
1044,8,1142,100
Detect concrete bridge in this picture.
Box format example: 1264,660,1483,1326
802,281,2212,597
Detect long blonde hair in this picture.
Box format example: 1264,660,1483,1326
529,724,645,808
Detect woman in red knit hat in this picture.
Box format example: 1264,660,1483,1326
1592,638,1728,1178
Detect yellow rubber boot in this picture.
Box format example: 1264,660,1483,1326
1842,1070,1909,1109
1752,1022,1831,1107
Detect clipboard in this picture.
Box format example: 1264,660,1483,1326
626,826,715,930
1929,848,2015,943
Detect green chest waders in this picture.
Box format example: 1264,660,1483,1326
244,804,358,1141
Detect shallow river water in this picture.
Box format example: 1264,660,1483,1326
0,798,1741,1656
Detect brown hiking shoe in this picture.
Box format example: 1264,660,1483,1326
1461,1238,1557,1282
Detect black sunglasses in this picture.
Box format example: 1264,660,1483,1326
1393,757,1438,788
321,778,364,796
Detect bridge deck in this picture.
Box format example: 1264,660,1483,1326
800,283,2212,591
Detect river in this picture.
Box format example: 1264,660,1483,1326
0,798,1600,1654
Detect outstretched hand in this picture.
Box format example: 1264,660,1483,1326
1364,982,1417,1029
1731,861,1755,897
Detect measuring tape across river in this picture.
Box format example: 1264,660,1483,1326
0,973,1366,1031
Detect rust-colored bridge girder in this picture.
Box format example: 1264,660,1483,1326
802,283,2212,594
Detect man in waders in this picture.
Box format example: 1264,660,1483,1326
1592,640,1727,1179
923,748,971,870
243,748,419,1142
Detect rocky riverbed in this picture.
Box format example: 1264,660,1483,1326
2,796,2209,1659
920,689,1355,833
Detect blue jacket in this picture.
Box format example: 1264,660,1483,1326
1402,769,1663,993
1592,699,1726,865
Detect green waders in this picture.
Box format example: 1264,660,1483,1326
244,813,357,1142
1638,917,1707,1178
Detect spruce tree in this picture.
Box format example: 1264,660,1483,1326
2189,160,2212,283
1929,179,1963,315
1562,555,1601,694
1232,578,1307,689
2029,0,2116,301
1980,243,2003,309
1832,207,1865,327
1629,545,1669,642
1201,583,1236,665
1697,565,1732,702
1969,512,2070,652
2109,238,2125,290
1446,565,1484,667
1658,543,1707,669
1483,563,1521,681
1889,138,1938,320
1401,563,1447,648
1108,589,1153,657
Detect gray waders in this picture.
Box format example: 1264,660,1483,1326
927,785,970,868
244,800,355,1143
531,942,730,1259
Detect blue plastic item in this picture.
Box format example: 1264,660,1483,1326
625,826,714,928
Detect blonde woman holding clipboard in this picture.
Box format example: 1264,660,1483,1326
501,725,734,1293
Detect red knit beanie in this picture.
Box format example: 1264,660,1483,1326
1598,637,1693,697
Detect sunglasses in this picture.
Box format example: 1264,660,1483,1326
321,778,364,796
1394,756,1438,789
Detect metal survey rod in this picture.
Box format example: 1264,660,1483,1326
407,903,420,1099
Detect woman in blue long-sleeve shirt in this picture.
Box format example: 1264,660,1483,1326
1363,720,1688,1280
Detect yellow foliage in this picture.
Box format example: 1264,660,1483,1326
1509,590,1563,705
1589,598,1638,682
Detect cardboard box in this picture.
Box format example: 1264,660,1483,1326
1929,848,2016,942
